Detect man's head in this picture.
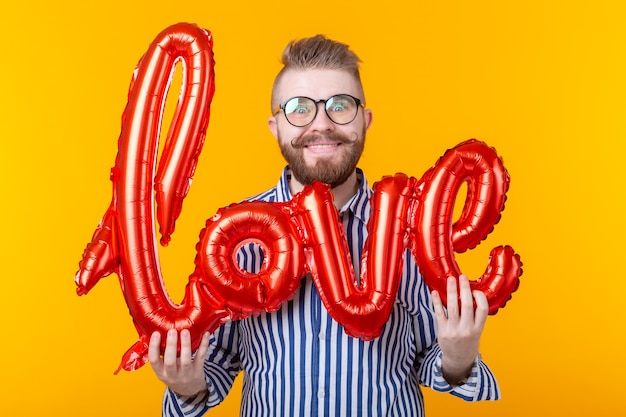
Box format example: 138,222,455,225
268,35,373,190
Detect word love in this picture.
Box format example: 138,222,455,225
75,23,522,374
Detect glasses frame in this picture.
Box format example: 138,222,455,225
273,94,365,127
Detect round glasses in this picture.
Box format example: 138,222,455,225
273,94,364,127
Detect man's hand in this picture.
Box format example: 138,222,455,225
148,329,210,397
431,275,489,385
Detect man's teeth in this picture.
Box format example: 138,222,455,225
307,143,337,149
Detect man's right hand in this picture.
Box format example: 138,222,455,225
148,329,210,397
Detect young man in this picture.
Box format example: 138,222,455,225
149,35,500,416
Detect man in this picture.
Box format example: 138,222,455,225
149,34,500,416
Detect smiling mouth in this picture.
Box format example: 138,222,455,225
305,142,341,149
302,141,346,155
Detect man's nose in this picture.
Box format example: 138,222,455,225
308,103,335,132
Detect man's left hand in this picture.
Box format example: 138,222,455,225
431,274,489,385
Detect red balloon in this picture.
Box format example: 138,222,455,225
196,201,305,317
76,23,522,373
407,139,522,314
76,23,223,373
302,178,416,340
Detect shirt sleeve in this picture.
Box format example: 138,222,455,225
417,343,501,401
161,321,242,416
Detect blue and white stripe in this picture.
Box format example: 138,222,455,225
162,167,500,416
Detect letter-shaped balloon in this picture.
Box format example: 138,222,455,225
300,177,417,340
76,23,227,373
408,139,522,314
196,200,305,318
76,23,522,373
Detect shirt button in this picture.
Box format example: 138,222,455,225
318,333,325,340
318,391,325,398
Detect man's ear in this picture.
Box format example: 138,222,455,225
268,116,279,139
364,108,373,131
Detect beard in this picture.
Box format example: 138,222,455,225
278,129,366,189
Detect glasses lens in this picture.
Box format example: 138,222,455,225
325,95,358,125
284,97,316,127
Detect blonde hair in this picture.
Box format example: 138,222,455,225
271,35,364,110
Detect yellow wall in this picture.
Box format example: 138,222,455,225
1,1,624,415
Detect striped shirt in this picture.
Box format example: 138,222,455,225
162,167,500,416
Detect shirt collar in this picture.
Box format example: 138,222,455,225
277,166,372,224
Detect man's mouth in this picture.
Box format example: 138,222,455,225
303,140,343,154
305,142,341,149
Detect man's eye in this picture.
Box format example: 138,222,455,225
329,104,347,112
285,99,311,115
294,106,309,114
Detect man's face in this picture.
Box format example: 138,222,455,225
268,68,373,188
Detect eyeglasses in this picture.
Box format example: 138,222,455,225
273,94,365,127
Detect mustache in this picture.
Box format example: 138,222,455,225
290,132,358,148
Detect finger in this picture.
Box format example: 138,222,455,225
179,329,192,367
445,276,459,322
148,331,163,370
473,289,489,330
163,329,179,368
194,332,211,364
431,290,447,323
458,275,475,326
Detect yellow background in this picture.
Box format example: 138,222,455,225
1,0,624,415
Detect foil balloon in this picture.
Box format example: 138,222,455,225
408,139,523,314
196,200,306,318
75,22,225,373
76,23,523,374
301,178,416,340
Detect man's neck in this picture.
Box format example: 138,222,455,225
289,170,359,209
